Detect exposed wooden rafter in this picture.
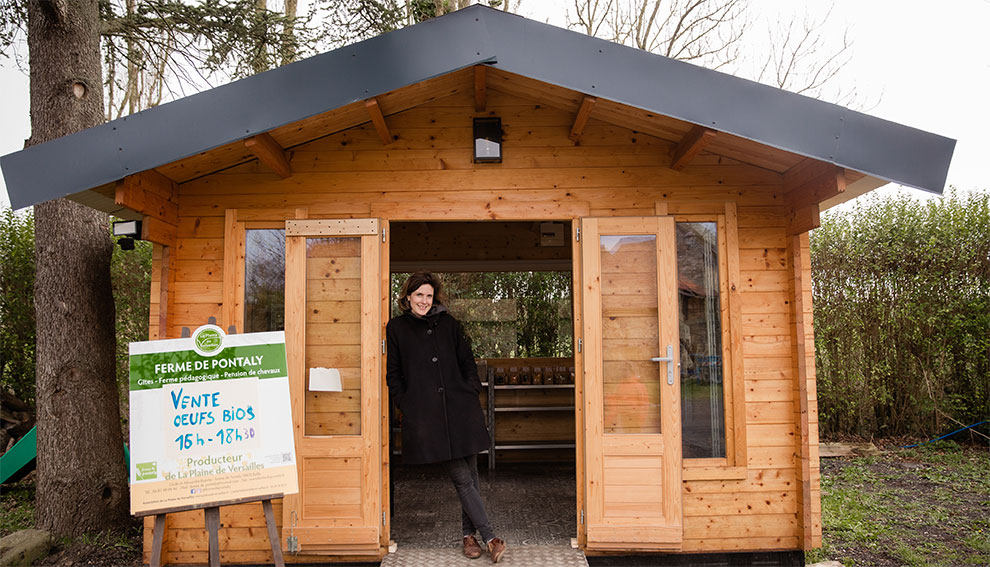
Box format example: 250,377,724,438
670,125,717,170
784,159,847,235
569,97,597,142
142,217,178,246
787,204,821,237
785,159,847,208
115,170,179,247
474,65,487,112
244,132,292,179
365,98,393,145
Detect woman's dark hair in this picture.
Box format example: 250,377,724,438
398,271,444,312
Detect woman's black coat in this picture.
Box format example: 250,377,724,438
385,308,490,465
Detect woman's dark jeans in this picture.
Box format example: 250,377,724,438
442,454,495,543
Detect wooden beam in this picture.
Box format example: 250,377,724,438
365,98,392,145
128,169,176,201
784,158,834,191
785,161,847,212
723,201,747,468
157,245,173,339
788,232,822,549
474,65,487,112
670,126,717,171
784,160,844,236
787,203,821,236
244,132,292,179
115,171,179,225
222,209,245,333
141,215,177,247
569,96,596,141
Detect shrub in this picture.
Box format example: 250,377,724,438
811,188,990,437
0,208,36,404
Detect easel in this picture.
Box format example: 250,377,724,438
139,319,288,566
140,493,285,567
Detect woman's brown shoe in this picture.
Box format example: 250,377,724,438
486,537,506,563
462,535,482,559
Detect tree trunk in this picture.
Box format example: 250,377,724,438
253,0,269,74
283,0,297,66
27,0,130,536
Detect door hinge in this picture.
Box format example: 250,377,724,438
575,227,581,242
382,511,386,526
577,338,582,353
382,227,387,243
382,339,386,354
580,509,585,525
287,511,299,553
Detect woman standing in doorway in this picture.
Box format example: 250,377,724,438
386,272,507,562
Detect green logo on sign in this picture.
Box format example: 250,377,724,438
136,462,157,481
192,325,225,357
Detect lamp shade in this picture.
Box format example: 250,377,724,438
473,117,502,163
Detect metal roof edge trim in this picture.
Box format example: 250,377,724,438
2,4,956,209
479,6,954,194
2,8,496,210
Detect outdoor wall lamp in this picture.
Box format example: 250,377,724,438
113,219,142,250
473,117,502,163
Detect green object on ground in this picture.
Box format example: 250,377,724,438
0,426,130,485
0,428,36,485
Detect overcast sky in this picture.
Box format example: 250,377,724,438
2,0,988,210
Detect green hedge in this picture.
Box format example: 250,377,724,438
0,207,151,413
0,208,36,404
811,189,990,437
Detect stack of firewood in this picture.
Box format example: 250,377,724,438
1,389,34,453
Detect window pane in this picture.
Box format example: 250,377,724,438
600,235,661,434
390,272,573,359
244,229,285,333
305,237,362,436
677,222,725,458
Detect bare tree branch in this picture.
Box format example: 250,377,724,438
569,0,748,71
755,3,873,107
568,0,614,37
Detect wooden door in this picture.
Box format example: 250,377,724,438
282,219,382,557
580,217,683,551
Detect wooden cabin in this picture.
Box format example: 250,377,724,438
1,5,954,564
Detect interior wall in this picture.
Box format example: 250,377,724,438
390,220,572,271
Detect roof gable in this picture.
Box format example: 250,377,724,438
1,5,954,209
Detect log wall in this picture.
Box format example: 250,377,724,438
144,83,819,563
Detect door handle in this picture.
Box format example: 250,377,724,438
651,345,676,385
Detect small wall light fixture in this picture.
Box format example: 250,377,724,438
113,219,142,251
473,117,502,163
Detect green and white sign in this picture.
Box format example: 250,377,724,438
128,326,298,514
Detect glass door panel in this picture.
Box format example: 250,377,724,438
600,235,661,434
304,237,362,437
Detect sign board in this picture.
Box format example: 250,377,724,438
128,325,298,515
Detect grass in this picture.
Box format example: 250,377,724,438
0,479,35,537
1,478,142,566
72,528,140,552
808,441,990,567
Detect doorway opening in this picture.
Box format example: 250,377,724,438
387,220,577,548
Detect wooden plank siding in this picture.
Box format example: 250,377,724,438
144,81,818,563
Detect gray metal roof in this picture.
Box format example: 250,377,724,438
1,5,955,210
